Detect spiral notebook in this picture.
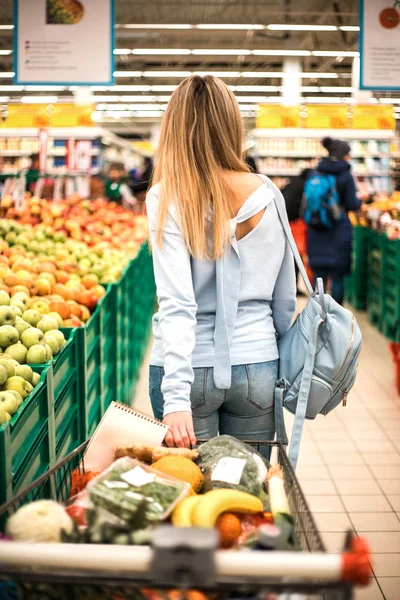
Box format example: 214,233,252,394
84,402,169,471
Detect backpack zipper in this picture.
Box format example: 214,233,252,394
342,389,348,407
335,316,356,380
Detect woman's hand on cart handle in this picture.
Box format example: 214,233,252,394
163,412,197,448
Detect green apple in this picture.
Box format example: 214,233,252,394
45,329,65,347
15,364,33,383
31,372,40,386
15,317,31,336
0,364,7,386
9,305,22,318
30,301,50,315
4,376,33,399
10,293,29,311
26,344,47,365
43,334,60,356
0,290,10,306
5,389,23,406
0,325,19,348
48,312,63,327
0,393,18,416
43,343,53,361
37,316,59,333
21,327,44,348
0,409,10,424
0,306,16,327
22,309,41,327
5,342,27,364
0,359,15,378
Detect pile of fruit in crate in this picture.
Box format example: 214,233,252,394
349,190,400,240
0,213,142,326
4,436,296,552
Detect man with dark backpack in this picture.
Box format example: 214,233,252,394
305,137,361,305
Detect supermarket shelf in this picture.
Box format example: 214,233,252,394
257,152,388,159
262,169,390,177
1,148,101,157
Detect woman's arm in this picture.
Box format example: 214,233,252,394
147,188,198,447
271,238,297,339
342,173,362,212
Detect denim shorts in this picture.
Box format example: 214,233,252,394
149,361,278,446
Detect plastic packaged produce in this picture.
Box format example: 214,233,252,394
87,458,190,524
197,436,269,497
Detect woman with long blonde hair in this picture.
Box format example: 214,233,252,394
147,75,296,449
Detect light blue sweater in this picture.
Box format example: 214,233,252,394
146,175,296,416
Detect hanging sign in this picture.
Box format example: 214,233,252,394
359,0,400,90
38,128,49,173
305,105,350,129
0,104,93,128
352,105,395,130
256,105,301,129
14,0,115,85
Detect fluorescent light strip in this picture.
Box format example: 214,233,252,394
379,98,400,104
193,71,241,78
253,49,311,56
312,50,359,57
302,72,338,79
25,86,66,91
0,96,9,102
242,71,284,78
112,70,352,80
192,49,251,55
118,24,192,29
268,24,337,31
0,72,14,78
143,71,192,78
0,50,11,55
0,85,24,91
234,85,280,92
340,26,360,31
0,25,13,30
303,96,354,103
319,86,354,93
132,48,191,55
113,71,144,77
21,96,58,103
113,49,132,55
196,24,264,30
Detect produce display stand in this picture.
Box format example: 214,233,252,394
0,241,156,504
0,440,370,600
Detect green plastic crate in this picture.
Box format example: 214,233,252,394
345,227,370,310
0,365,55,504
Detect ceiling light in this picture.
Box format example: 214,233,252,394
113,71,143,77
151,85,178,91
0,50,11,55
122,95,162,102
143,71,191,78
300,86,321,92
267,24,337,31
242,71,284,78
340,26,360,31
192,49,251,55
133,111,164,117
193,71,241,78
118,24,192,29
234,85,280,92
0,25,13,30
233,96,276,102
0,96,9,102
312,51,359,57
303,96,354,103
319,86,354,92
21,96,58,103
379,98,400,104
0,85,24,91
301,72,339,78
92,95,121,101
109,85,151,91
196,24,264,30
252,49,311,56
132,48,191,55
113,49,132,55
24,86,66,91
0,72,14,78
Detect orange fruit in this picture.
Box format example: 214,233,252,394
79,290,98,311
36,261,57,274
38,272,56,286
64,285,81,302
79,305,91,322
52,283,71,300
49,300,71,320
81,274,99,289
55,270,70,284
92,284,106,299
36,279,52,296
215,513,242,548
4,274,20,288
11,285,30,297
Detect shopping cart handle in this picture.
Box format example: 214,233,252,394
151,526,218,588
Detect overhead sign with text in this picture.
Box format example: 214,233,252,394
14,0,115,85
359,0,400,90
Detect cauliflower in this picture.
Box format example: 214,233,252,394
6,500,73,543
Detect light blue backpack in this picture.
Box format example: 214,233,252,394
266,179,362,470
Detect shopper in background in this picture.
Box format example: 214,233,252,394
244,155,258,173
281,169,312,295
140,156,154,184
25,153,40,193
146,75,296,449
307,137,361,305
104,163,136,209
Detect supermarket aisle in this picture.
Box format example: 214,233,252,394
133,310,400,600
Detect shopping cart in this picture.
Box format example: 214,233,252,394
0,440,370,600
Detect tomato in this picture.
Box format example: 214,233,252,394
65,504,87,526
379,7,400,29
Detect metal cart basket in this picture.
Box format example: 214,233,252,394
0,440,370,600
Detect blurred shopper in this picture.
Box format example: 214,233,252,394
140,156,153,184
306,137,361,305
281,169,312,295
244,155,258,173
146,76,296,449
25,153,40,193
104,163,136,209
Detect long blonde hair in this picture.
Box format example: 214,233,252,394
153,75,249,260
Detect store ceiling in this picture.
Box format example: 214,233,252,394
0,0,398,134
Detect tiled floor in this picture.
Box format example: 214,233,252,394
133,308,400,600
